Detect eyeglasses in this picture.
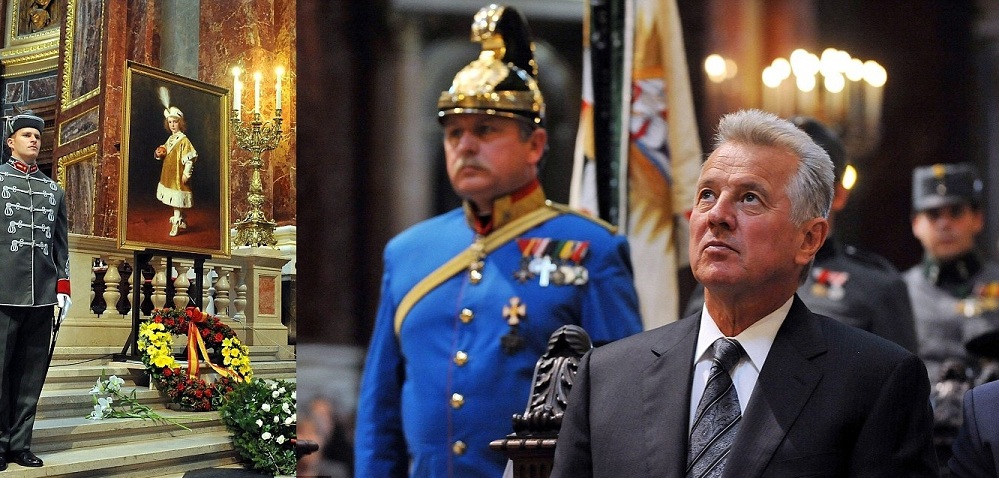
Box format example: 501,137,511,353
921,204,971,221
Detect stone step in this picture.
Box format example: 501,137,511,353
42,358,296,391
9,347,297,476
31,410,227,454
8,430,240,478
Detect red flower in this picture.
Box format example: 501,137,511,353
163,368,173,377
213,332,224,343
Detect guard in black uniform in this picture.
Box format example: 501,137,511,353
0,113,71,470
684,117,918,352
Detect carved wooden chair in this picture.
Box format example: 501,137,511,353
490,324,592,478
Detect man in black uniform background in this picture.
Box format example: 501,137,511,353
0,113,71,470
684,116,918,353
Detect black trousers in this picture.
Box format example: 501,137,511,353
0,306,51,453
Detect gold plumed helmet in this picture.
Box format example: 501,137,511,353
437,4,545,127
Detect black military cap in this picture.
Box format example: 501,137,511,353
791,116,846,182
911,162,983,212
4,113,44,138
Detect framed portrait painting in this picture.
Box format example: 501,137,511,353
119,61,230,257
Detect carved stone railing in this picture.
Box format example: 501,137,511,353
490,325,593,478
64,233,292,359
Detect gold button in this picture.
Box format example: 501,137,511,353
459,308,474,324
450,393,465,409
452,440,467,455
454,351,468,366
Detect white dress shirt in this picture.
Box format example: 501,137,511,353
688,296,792,431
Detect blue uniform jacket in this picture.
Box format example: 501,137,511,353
355,199,642,478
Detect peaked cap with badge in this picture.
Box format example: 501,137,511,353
354,5,641,477
912,162,983,212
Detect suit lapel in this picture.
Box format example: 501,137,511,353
642,317,699,477
724,296,827,477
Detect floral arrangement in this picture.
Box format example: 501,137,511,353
87,372,190,430
138,307,253,411
219,378,297,475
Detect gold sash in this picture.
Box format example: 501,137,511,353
393,204,562,336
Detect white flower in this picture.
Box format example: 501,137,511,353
291,391,296,400
89,383,102,395
277,387,286,394
270,382,278,390
282,403,291,414
275,435,286,444
261,403,271,412
99,396,114,407
261,431,272,440
284,414,295,425
273,415,279,423
108,375,125,391
272,390,280,398
255,419,263,428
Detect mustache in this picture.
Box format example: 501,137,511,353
453,156,484,171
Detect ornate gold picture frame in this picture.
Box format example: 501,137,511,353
119,61,231,257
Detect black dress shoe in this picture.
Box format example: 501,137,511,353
11,450,42,467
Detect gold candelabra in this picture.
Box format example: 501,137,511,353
231,109,282,247
230,66,285,247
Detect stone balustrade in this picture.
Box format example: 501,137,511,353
64,233,292,359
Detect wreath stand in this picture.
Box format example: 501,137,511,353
113,249,211,363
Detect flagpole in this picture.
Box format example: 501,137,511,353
589,0,616,224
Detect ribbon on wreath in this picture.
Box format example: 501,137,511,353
184,307,238,381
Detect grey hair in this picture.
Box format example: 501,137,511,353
712,109,834,225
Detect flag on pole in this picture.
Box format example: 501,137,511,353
571,0,702,329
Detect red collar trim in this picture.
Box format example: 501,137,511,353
7,159,38,174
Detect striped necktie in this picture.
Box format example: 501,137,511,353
686,337,744,478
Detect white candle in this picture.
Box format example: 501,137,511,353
253,71,262,114
231,67,242,112
275,66,285,110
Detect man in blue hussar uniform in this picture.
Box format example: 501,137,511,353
353,5,643,477
0,113,71,470
903,162,999,470
684,117,918,352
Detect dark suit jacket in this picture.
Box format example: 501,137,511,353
552,295,939,477
949,380,999,477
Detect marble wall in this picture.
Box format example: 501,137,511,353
54,0,296,238
199,0,297,227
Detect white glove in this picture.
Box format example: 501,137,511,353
57,293,72,325
182,160,194,182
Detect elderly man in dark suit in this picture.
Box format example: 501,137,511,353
949,380,999,477
551,109,938,477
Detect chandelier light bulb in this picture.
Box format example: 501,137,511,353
704,54,727,83
842,164,858,190
771,58,791,80
762,66,783,88
863,61,887,87
824,73,845,94
796,73,816,93
844,58,865,82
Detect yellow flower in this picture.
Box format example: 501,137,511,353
152,353,176,368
